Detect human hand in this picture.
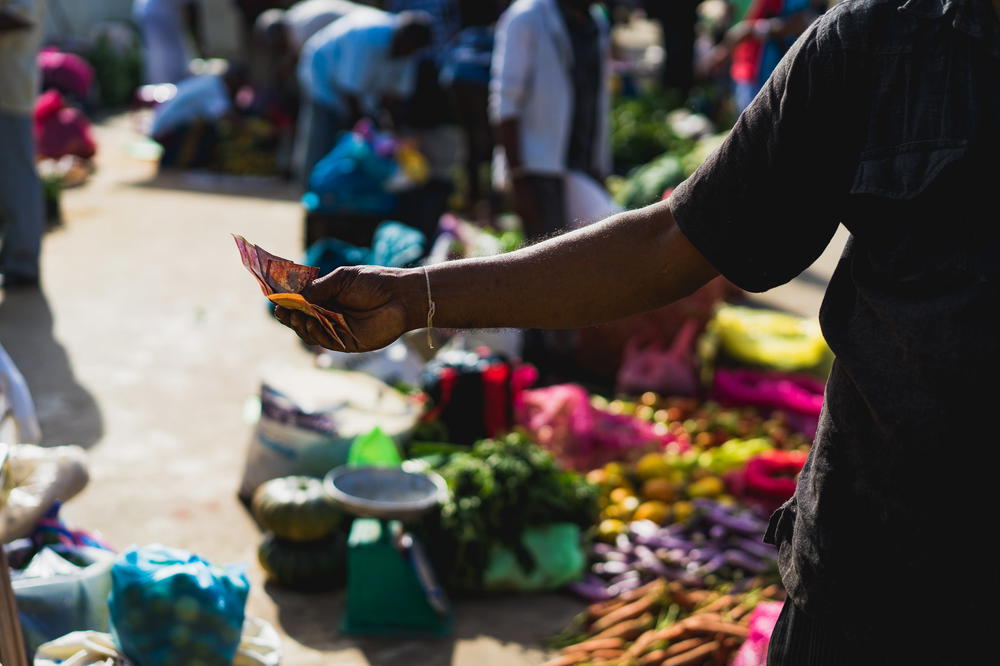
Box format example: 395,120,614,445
273,265,422,352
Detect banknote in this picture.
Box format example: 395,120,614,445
233,234,352,347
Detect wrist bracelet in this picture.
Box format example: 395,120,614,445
424,266,436,349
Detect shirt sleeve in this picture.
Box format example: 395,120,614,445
489,8,534,123
669,17,854,293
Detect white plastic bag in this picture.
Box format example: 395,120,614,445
0,444,89,543
33,617,282,666
14,546,115,657
238,366,422,500
565,171,622,229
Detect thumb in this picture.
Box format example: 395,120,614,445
300,265,353,306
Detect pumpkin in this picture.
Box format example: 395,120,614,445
258,532,346,591
251,475,343,542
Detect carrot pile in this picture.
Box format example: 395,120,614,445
544,579,784,666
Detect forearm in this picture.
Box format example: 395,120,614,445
398,200,719,331
494,117,523,170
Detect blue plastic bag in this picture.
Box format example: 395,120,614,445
302,132,398,215
304,221,426,276
108,545,249,666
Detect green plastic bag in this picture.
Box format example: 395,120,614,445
347,427,402,468
482,523,585,592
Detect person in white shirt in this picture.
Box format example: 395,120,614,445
293,9,432,183
150,67,242,139
0,0,46,287
150,63,248,168
256,0,372,54
133,0,204,84
490,0,612,240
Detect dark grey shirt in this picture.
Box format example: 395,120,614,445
671,0,999,648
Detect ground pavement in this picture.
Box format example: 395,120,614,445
0,115,844,665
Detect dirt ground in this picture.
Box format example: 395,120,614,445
0,115,843,665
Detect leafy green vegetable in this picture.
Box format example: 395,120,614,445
614,153,686,210
417,431,598,593
611,88,688,173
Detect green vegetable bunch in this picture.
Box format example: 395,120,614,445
418,432,598,593
611,88,686,173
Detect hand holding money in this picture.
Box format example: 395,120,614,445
232,235,355,348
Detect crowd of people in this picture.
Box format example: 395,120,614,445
1,0,827,288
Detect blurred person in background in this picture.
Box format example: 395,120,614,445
0,0,47,288
491,0,612,241
253,1,371,174
232,0,291,45
438,1,507,220
383,0,461,50
294,8,432,182
705,0,819,113
643,0,701,99
255,0,370,62
133,0,205,84
149,62,250,169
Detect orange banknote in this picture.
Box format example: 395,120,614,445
233,234,353,347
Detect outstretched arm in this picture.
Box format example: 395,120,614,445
274,199,719,351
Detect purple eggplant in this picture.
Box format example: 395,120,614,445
699,553,729,576
687,546,721,564
601,550,631,563
615,533,633,552
632,544,671,578
708,524,728,542
568,576,613,601
607,576,643,596
592,542,615,557
641,534,696,551
707,506,768,536
735,537,779,560
610,570,641,586
724,549,770,574
593,560,630,577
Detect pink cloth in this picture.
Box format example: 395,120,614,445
38,47,95,100
515,384,686,471
712,368,824,438
33,90,97,160
731,600,784,666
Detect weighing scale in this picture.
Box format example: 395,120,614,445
324,430,452,636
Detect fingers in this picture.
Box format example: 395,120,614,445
274,307,345,350
303,316,346,351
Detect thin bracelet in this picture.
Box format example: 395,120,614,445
424,266,436,349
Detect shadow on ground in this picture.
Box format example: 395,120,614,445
266,582,583,665
0,287,103,447
127,169,301,203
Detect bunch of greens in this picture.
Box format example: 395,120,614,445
416,432,598,593
610,88,686,173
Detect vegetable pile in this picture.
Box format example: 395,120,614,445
416,432,599,593
575,500,777,602
546,579,785,666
